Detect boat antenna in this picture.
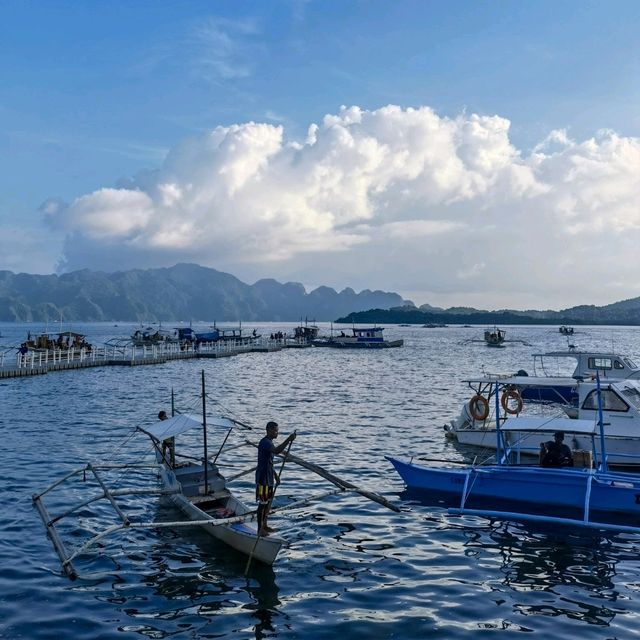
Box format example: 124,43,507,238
201,370,209,493
595,371,608,473
171,389,175,417
495,381,502,465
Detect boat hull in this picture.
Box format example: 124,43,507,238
387,457,640,523
161,466,284,565
448,426,640,467
313,339,403,348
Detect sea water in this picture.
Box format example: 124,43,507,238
1,322,639,639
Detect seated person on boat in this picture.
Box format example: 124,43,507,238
539,431,574,468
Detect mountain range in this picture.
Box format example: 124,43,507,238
0,263,408,322
2,263,640,324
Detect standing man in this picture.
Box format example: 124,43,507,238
158,410,175,468
255,421,296,535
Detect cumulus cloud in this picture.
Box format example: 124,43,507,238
44,104,640,309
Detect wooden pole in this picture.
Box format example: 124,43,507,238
201,370,209,493
245,440,399,512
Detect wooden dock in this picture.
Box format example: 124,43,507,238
0,339,311,379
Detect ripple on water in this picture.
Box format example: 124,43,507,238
3,323,640,638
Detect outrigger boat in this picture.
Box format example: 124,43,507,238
33,373,398,580
313,326,403,349
444,374,640,467
462,327,530,348
389,375,640,532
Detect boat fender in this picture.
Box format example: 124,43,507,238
500,389,523,415
468,394,490,421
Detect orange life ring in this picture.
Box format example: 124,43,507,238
500,389,523,415
468,394,490,421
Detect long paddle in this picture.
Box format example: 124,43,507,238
244,434,295,575
245,440,400,513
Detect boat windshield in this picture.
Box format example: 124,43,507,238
619,384,640,411
582,389,629,412
623,357,639,369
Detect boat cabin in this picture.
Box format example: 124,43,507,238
529,349,640,381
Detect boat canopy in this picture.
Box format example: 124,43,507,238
142,414,235,441
500,417,597,435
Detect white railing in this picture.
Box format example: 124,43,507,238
4,334,303,372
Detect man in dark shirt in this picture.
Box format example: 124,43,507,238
539,431,574,467
255,421,296,535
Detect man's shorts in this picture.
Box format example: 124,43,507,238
256,484,274,505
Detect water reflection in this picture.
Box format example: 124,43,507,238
465,520,622,627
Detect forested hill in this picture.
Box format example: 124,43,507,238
0,263,409,322
337,299,640,326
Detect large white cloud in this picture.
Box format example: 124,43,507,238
44,105,640,309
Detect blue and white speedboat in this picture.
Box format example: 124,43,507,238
445,374,640,467
390,376,640,532
516,349,640,405
313,327,403,349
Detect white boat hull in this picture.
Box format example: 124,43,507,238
161,465,285,566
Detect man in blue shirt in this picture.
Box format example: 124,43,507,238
255,421,296,535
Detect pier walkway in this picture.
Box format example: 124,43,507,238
0,338,310,379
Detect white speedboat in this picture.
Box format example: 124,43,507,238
516,349,640,404
445,375,640,467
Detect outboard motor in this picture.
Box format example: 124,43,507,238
444,401,475,439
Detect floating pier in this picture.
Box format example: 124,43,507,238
0,338,311,379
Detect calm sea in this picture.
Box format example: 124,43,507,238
1,322,639,639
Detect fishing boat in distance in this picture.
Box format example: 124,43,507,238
33,373,398,580
484,326,506,347
313,326,403,349
389,376,640,532
444,374,640,467
21,330,92,353
131,325,177,347
462,327,530,348
292,321,319,344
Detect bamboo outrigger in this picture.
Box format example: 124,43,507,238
33,372,399,580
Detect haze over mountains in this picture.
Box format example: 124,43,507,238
1,263,640,325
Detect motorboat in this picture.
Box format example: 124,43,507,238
516,349,640,405
484,327,506,347
131,326,178,346
444,374,640,467
313,327,403,349
390,376,640,532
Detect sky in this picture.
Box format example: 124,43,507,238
1,0,639,311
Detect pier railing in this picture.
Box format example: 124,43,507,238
1,334,311,375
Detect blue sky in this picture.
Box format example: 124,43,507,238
1,1,639,309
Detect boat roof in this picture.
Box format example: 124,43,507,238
464,375,578,386
501,417,597,435
142,414,235,440
532,350,627,358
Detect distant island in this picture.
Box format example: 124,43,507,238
337,300,640,326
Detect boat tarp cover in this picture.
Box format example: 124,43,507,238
500,417,597,435
143,414,235,440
